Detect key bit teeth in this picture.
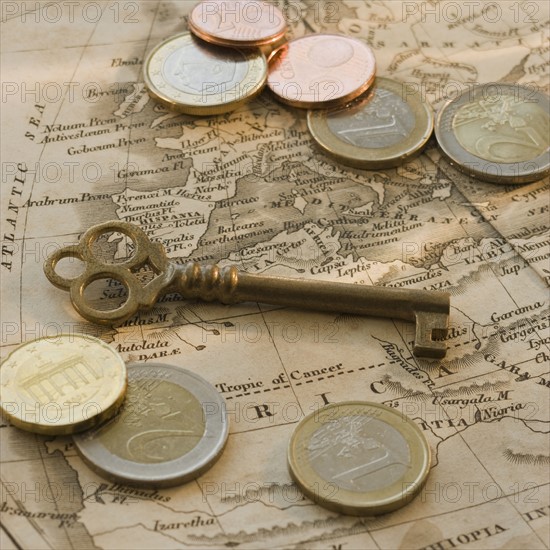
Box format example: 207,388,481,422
414,311,449,359
431,326,448,341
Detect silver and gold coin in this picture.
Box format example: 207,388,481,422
143,32,267,115
307,77,434,168
288,401,431,516
435,83,550,184
73,363,229,488
0,335,127,435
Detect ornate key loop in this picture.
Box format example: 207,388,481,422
45,221,175,325
80,220,151,269
43,245,84,290
69,264,146,325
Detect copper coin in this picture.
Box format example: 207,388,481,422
267,34,376,109
189,0,287,48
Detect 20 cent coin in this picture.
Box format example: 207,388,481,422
435,83,550,184
288,401,431,515
0,335,127,435
308,77,434,168
144,32,267,115
73,363,229,488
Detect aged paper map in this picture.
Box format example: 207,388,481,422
1,1,549,548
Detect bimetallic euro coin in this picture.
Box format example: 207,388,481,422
267,34,376,109
189,0,287,48
435,83,550,184
288,401,431,515
308,77,434,168
73,363,229,488
143,32,267,115
0,335,126,435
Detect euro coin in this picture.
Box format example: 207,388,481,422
258,33,287,58
288,401,431,515
143,32,267,115
73,363,229,488
267,34,376,109
308,77,434,168
0,335,127,435
435,83,550,184
189,0,287,48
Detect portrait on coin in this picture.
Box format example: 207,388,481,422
163,44,238,93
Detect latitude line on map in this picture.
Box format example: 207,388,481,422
0,523,23,550
230,419,299,435
1,455,78,465
4,40,150,54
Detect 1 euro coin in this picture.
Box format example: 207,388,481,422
308,77,433,168
144,32,267,115
288,401,431,515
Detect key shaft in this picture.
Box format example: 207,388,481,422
171,263,450,359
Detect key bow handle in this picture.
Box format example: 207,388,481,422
44,221,174,324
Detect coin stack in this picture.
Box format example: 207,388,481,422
0,337,229,488
142,0,434,169
144,1,381,114
144,0,433,169
143,0,549,182
144,0,287,116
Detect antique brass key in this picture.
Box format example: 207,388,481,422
44,221,450,358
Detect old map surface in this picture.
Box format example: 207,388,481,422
1,1,549,548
